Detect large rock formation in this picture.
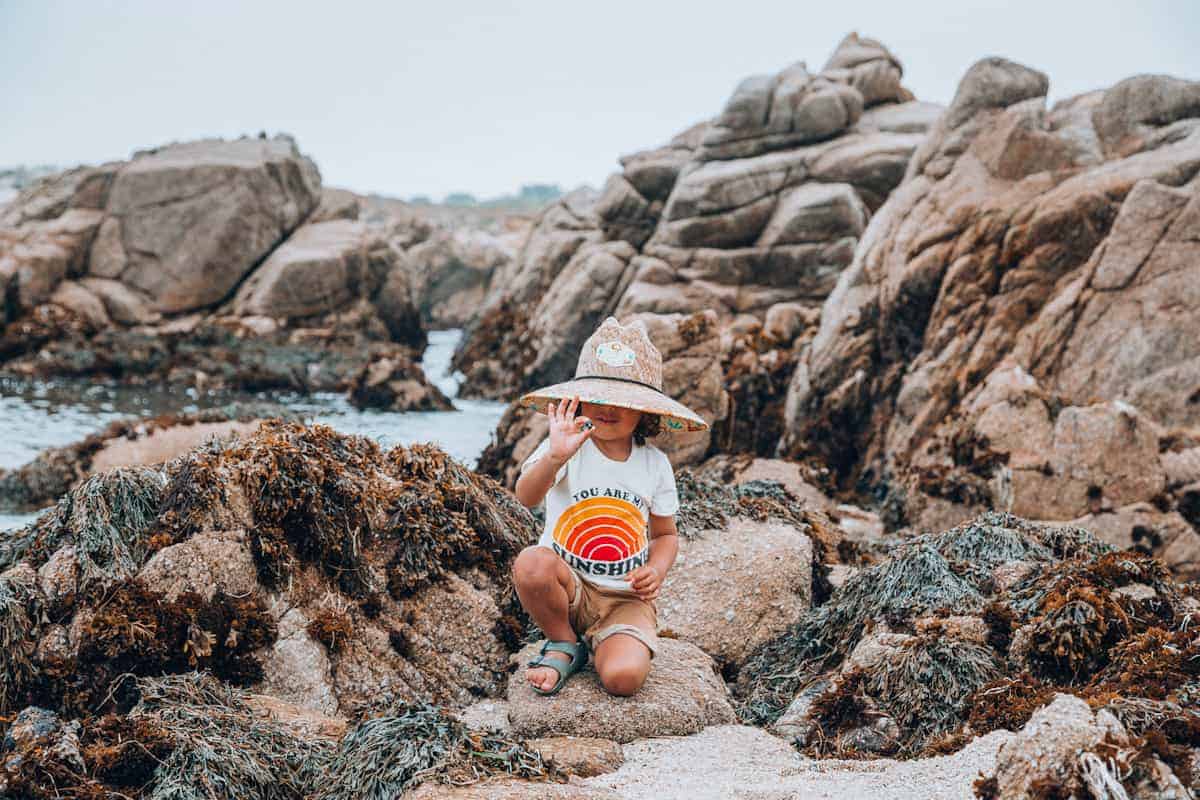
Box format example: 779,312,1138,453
778,58,1200,551
454,35,941,471
0,136,501,401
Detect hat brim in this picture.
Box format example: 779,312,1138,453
519,378,710,433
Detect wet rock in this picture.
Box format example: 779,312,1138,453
526,736,624,777
347,354,453,411
1,706,84,771
507,638,735,743
658,518,812,669
37,546,78,614
137,529,259,603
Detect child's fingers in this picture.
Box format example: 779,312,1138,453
548,401,558,422
568,394,580,419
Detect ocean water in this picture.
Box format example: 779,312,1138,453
0,329,506,530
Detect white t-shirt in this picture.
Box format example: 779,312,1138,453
521,437,680,592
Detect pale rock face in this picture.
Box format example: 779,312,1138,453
255,606,339,716
92,136,321,314
137,529,259,603
658,518,812,669
89,420,261,473
507,638,736,743
404,227,514,327
231,219,391,319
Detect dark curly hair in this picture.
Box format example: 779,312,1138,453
633,413,662,446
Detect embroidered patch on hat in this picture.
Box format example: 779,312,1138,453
595,341,636,367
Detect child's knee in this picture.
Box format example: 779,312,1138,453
512,546,560,588
599,660,648,696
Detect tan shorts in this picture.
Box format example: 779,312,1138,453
567,569,658,657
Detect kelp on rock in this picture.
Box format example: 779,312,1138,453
0,420,546,799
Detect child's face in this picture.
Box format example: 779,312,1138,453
579,402,641,441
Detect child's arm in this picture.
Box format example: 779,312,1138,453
627,513,678,601
514,397,592,508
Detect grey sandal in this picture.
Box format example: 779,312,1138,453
527,638,589,696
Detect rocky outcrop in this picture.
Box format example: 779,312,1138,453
779,57,1200,548
507,638,736,743
454,33,940,436
0,137,321,320
405,227,521,328
348,354,454,412
0,421,538,721
0,136,473,411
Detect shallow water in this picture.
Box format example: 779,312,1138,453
0,329,505,530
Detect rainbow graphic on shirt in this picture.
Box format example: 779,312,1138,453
551,494,649,578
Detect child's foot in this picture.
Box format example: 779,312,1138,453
526,651,572,693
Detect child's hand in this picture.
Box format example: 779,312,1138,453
547,396,593,464
627,565,663,601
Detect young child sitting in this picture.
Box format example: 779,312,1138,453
511,317,708,697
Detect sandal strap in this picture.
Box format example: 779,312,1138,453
540,639,587,659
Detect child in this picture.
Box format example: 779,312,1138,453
511,317,708,697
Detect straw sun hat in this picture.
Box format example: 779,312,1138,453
518,317,709,433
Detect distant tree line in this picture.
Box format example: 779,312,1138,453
411,183,566,211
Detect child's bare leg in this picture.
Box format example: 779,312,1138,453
594,634,651,696
512,546,578,692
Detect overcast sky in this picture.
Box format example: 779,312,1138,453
3,1,1198,199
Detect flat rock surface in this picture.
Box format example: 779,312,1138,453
507,638,735,743
90,420,262,472
582,725,1015,800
